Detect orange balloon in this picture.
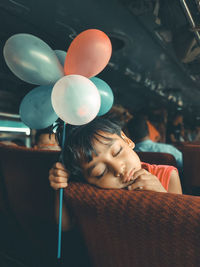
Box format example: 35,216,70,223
64,29,112,78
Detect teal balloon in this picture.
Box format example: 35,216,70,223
3,33,64,85
19,85,58,129
54,50,67,67
90,77,114,116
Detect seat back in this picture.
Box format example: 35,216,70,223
64,182,200,267
180,144,200,192
0,144,60,250
0,144,91,266
1,143,200,267
136,151,177,167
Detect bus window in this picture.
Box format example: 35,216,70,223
0,114,31,147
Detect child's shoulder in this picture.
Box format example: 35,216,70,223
141,162,177,176
141,162,178,191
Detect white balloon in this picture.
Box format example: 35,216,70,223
51,75,101,125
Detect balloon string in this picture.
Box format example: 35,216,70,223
57,188,63,259
57,122,66,259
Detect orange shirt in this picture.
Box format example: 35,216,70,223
141,162,178,191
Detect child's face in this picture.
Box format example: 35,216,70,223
82,132,141,189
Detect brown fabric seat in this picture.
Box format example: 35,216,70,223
0,143,59,234
0,143,60,266
64,182,200,267
0,143,89,267
136,151,177,167
1,143,200,267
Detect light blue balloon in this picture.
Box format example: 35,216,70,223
19,85,58,129
3,33,64,85
90,77,114,116
54,50,67,67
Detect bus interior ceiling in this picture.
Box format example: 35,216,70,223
0,0,200,125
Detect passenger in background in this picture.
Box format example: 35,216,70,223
33,127,60,151
191,121,200,143
149,108,168,143
183,122,196,142
127,116,183,171
133,110,161,142
0,139,25,147
166,113,186,143
146,120,161,142
0,140,19,146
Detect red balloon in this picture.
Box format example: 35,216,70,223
64,29,112,78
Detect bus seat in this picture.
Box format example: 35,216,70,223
1,143,200,267
136,151,177,167
180,144,200,193
65,181,200,267
0,143,60,266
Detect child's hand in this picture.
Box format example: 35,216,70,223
49,162,69,190
127,168,167,193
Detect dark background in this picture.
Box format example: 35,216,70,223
0,0,200,125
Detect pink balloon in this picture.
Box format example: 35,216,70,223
64,29,112,78
51,75,101,125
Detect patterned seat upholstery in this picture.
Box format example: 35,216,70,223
65,182,200,267
0,143,200,267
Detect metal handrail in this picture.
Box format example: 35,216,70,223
180,0,200,46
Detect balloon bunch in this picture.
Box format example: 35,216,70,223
3,29,114,129
3,29,114,261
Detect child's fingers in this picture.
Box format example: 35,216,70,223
131,168,149,180
49,167,69,178
127,174,167,193
49,162,70,190
51,169,68,178
49,175,68,183
127,176,145,190
127,180,144,191
54,162,66,170
50,181,68,190
123,168,148,183
126,170,151,190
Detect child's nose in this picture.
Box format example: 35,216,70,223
113,163,125,178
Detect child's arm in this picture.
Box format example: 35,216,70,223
167,170,182,194
49,162,72,231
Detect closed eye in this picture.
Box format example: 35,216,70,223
95,169,106,179
113,146,122,157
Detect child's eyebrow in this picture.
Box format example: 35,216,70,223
98,138,116,146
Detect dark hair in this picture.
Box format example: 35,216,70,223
56,117,122,181
127,116,149,142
